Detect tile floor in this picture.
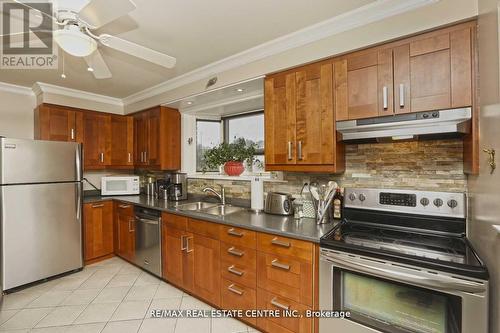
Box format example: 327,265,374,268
0,257,261,333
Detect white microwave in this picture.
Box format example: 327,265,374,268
101,176,140,196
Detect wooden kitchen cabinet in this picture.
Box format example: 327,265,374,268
110,115,134,168
265,60,345,173
34,104,83,142
134,106,181,170
192,233,221,306
114,202,135,262
83,201,114,263
82,112,111,170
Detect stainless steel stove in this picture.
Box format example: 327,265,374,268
319,188,489,333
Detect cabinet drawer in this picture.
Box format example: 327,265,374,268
187,218,219,239
256,288,312,333
221,260,256,288
219,226,256,249
115,202,134,216
220,242,256,268
257,233,313,262
221,279,256,325
257,253,313,306
162,213,187,231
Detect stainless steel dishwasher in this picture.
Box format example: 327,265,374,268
134,207,162,277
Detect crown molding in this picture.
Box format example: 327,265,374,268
0,81,34,96
33,82,124,107
123,0,439,106
180,90,263,115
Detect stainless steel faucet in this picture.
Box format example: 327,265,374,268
202,185,226,205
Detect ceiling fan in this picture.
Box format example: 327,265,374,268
7,0,176,79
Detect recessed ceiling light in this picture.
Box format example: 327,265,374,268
186,101,193,105
87,67,94,72
236,88,244,92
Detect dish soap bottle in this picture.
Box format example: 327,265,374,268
332,188,343,220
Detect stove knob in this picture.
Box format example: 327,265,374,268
447,199,458,209
433,198,443,207
348,193,357,201
359,194,366,202
420,198,430,206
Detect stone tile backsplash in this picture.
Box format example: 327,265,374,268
187,139,468,200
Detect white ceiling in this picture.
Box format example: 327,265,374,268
0,0,374,98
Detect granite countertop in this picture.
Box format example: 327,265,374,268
84,194,337,243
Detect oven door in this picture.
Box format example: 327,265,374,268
319,249,488,333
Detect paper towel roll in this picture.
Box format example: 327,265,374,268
251,176,264,211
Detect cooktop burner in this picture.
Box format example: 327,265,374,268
320,188,488,279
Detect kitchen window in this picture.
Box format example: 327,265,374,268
196,119,222,172
195,111,265,173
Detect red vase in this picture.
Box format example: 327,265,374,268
224,161,245,176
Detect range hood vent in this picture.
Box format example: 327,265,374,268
336,108,471,143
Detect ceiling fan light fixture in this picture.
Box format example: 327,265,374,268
54,25,97,57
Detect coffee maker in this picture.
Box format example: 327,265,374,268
158,173,187,201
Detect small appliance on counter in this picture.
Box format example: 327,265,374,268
264,192,293,216
101,176,140,196
167,173,187,201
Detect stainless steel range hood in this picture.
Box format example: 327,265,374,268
336,108,472,142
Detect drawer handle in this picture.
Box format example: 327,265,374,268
91,204,104,208
271,297,290,310
271,237,291,248
271,259,290,271
227,247,244,257
228,265,244,276
227,228,244,237
118,204,131,209
227,284,244,296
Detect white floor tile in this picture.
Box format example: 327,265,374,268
0,292,41,310
26,291,72,308
0,310,18,325
133,272,161,287
110,300,150,322
146,298,182,319
117,266,142,276
50,277,86,291
0,307,53,330
107,274,138,288
139,318,176,333
102,319,142,333
124,285,158,301
35,305,86,328
73,302,120,324
65,322,106,333
78,272,114,290
61,289,101,306
31,326,67,333
180,296,213,311
212,317,249,333
154,283,183,299
93,286,131,304
175,317,210,333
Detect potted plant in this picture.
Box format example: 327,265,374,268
203,138,257,176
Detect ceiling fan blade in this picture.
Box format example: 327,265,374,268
84,49,112,79
99,34,176,68
78,0,136,29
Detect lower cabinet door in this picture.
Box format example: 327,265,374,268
117,211,135,261
84,201,114,262
163,225,194,292
193,234,221,307
221,278,257,325
256,288,312,333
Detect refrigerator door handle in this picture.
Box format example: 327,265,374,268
75,183,82,224
75,144,82,181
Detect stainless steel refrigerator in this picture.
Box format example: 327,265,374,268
0,138,83,293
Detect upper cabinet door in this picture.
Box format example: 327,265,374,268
35,104,83,142
395,28,472,113
146,108,161,167
343,49,394,120
264,72,297,165
83,113,110,169
110,115,134,167
133,112,147,166
295,62,334,165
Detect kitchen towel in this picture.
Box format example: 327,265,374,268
251,176,264,211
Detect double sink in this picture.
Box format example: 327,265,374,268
175,201,246,217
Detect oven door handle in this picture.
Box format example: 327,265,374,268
322,254,486,294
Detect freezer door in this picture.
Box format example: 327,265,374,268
0,138,82,184
1,182,83,290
